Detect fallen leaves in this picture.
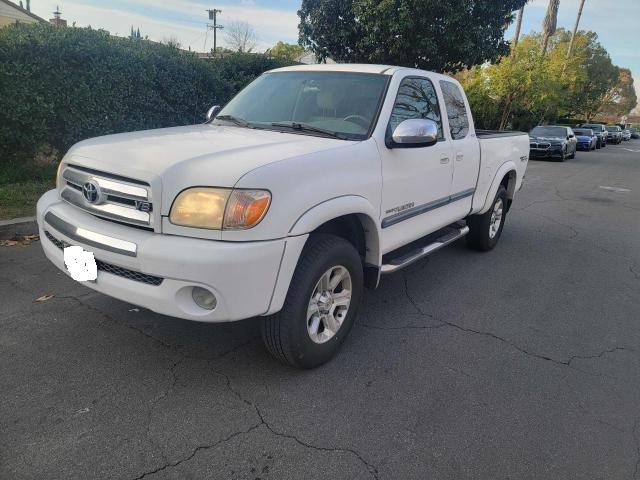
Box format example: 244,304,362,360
0,234,39,247
35,294,54,302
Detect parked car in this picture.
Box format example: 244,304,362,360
622,129,631,141
529,125,577,161
631,128,639,139
605,125,623,144
578,123,607,148
572,128,597,151
37,64,530,368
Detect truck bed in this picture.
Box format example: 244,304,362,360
476,130,528,138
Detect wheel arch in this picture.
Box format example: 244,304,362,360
477,162,517,214
289,195,381,267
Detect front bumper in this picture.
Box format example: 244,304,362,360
37,190,307,322
529,145,564,159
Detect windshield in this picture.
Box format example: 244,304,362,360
530,126,566,137
573,129,592,136
216,71,389,140
582,124,603,131
605,126,619,132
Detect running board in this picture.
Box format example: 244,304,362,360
381,225,469,274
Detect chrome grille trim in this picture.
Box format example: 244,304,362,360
60,165,153,227
44,230,162,286
45,211,137,257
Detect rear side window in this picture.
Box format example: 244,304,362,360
439,80,469,140
389,77,443,140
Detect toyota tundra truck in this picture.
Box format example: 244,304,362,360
37,64,529,368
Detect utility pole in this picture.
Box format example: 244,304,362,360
206,9,223,55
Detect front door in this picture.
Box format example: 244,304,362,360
379,75,454,253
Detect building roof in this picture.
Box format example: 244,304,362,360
0,0,47,23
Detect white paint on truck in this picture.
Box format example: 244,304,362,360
37,63,529,367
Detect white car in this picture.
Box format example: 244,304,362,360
38,64,529,368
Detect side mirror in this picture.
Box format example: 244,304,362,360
568,134,574,138
388,119,439,149
205,105,221,123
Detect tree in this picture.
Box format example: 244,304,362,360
267,41,305,62
541,0,560,55
225,20,257,53
459,29,621,130
298,0,528,73
594,68,637,121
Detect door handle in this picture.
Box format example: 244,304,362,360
456,153,464,162
440,154,450,164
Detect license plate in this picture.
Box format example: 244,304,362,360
63,245,98,282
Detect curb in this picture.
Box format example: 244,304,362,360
0,216,38,240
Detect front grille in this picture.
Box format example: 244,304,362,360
60,164,154,230
530,142,551,150
45,231,163,286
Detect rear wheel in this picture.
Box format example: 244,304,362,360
261,234,363,368
466,186,507,251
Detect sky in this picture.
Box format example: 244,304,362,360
24,0,639,113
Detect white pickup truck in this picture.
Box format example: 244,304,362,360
37,64,529,368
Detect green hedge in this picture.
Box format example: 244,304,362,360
0,23,291,182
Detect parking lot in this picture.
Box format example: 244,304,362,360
2,141,640,479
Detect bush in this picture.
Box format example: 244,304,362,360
0,23,292,181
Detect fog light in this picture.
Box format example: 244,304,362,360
192,287,217,310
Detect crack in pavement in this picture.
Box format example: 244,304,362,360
400,272,638,374
518,209,580,239
130,364,381,480
60,296,379,480
132,423,263,480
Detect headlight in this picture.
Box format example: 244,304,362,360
169,187,270,230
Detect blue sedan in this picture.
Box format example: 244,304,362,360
573,128,597,151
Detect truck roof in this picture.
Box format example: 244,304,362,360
268,63,399,75
267,64,458,84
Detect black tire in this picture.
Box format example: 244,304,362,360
569,147,576,159
466,185,508,251
596,140,601,149
261,234,363,369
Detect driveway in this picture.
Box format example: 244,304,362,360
2,141,640,479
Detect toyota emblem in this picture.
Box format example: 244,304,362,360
82,181,101,204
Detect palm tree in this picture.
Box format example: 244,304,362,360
511,6,525,55
541,0,560,55
566,0,586,60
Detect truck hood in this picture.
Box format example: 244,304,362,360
65,124,351,215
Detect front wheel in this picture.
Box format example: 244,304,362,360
261,234,363,368
466,186,507,251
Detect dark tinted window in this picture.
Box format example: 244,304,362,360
439,80,469,140
573,129,593,136
605,126,620,132
582,124,604,132
389,77,443,139
530,126,567,137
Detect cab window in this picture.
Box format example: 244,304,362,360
389,77,443,140
439,80,470,140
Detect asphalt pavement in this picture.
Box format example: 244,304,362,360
2,140,640,479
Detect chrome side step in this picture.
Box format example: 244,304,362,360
381,225,469,274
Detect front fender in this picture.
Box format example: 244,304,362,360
289,195,381,266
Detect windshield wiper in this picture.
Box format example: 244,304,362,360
270,122,349,140
216,114,252,128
